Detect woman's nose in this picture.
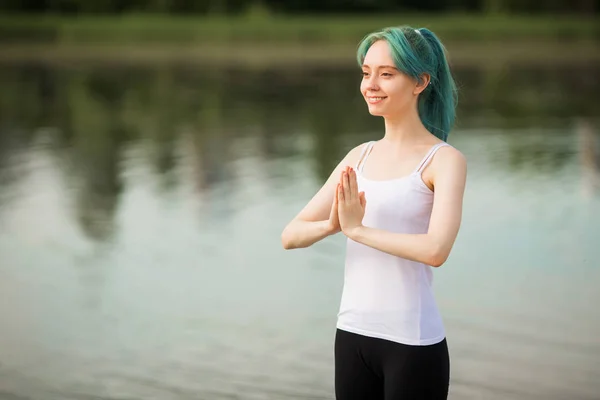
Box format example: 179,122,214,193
364,76,379,91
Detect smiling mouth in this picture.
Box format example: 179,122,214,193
367,96,387,104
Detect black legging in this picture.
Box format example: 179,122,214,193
334,329,450,400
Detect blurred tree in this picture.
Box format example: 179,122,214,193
0,0,597,14
207,0,226,14
446,0,480,12
482,0,504,14
580,0,597,13
150,0,169,13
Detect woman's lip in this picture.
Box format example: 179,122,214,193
367,96,387,104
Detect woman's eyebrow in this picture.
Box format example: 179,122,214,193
362,64,398,70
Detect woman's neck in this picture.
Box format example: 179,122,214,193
381,107,432,146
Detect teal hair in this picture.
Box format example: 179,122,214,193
357,26,458,141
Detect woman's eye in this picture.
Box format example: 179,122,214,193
361,71,392,78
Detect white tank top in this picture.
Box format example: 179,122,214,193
337,140,450,346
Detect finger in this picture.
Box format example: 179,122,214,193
343,171,351,203
349,168,358,200
344,173,352,203
329,185,338,218
345,169,352,201
337,181,344,202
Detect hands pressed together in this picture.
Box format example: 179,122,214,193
328,166,367,238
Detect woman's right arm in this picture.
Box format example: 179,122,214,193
281,143,365,249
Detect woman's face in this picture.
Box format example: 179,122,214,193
360,40,427,118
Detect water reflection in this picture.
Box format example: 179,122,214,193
1,62,598,224
0,61,599,400
578,118,600,198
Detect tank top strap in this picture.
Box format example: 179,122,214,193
415,142,450,173
355,141,375,172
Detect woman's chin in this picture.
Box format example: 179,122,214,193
367,106,386,116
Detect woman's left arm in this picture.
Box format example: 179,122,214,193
339,147,467,267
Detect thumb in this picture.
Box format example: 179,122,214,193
359,192,366,207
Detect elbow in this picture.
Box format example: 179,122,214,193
427,245,449,268
281,233,293,250
281,227,296,250
281,236,294,250
429,256,447,268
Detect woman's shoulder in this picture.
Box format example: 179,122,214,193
437,142,466,162
342,141,373,165
431,142,467,174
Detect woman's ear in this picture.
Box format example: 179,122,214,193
414,73,431,95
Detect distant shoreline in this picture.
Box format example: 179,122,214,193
0,13,598,44
1,13,598,67
0,41,598,68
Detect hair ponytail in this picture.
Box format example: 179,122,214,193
417,28,458,142
356,26,458,141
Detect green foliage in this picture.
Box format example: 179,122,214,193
0,13,597,45
0,0,597,14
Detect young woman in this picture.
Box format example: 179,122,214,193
281,26,467,400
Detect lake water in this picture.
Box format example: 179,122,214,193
0,60,599,400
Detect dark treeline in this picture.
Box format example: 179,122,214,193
0,0,597,15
